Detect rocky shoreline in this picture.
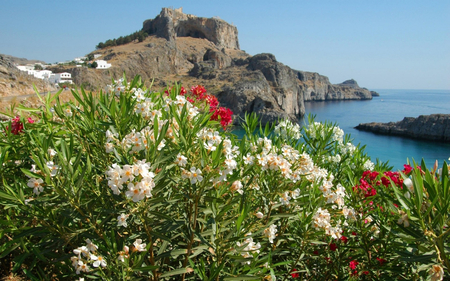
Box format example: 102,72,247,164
355,114,450,142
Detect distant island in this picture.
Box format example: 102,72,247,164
355,114,450,142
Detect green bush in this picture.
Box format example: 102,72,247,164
0,75,448,280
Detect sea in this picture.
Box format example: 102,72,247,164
303,89,450,170
235,89,450,171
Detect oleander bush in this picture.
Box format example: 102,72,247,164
0,75,448,280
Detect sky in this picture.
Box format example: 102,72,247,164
0,0,449,89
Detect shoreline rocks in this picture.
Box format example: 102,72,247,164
355,114,450,142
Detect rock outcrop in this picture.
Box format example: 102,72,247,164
143,7,239,50
300,76,375,101
355,114,450,142
0,55,56,98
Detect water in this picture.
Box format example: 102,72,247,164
302,89,450,170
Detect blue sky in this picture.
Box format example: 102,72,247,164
0,0,449,89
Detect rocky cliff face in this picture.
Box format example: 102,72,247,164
45,8,377,125
0,55,56,98
143,7,239,50
355,114,450,142
300,76,374,101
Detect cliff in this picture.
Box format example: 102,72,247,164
355,114,450,142
45,8,377,125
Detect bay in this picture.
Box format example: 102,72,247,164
302,89,450,170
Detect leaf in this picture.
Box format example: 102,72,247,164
224,275,259,280
132,265,159,272
159,267,192,278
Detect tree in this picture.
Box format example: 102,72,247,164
87,54,94,61
34,64,43,70
90,61,98,68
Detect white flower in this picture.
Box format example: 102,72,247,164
117,213,129,227
231,180,243,195
133,88,146,101
133,239,146,252
189,167,203,184
105,142,114,153
73,246,89,257
363,159,375,171
264,224,277,244
403,178,413,193
85,239,98,252
48,148,57,157
429,264,444,281
255,212,264,219
279,191,291,206
175,153,188,167
46,161,60,177
91,255,107,268
27,178,44,195
125,183,144,202
64,107,73,117
243,153,255,165
397,210,410,227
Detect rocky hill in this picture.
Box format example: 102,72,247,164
355,114,450,142
0,55,56,98
47,7,378,125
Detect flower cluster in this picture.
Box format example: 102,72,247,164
274,119,302,140
168,85,233,129
5,115,34,135
71,239,106,275
105,160,155,201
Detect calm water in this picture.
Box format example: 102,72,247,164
302,89,450,170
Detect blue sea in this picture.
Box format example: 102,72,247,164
301,89,450,170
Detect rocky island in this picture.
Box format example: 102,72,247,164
355,114,450,142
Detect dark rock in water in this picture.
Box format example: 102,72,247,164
355,114,450,142
370,91,380,97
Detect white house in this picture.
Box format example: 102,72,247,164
94,54,102,59
16,65,34,71
33,70,52,79
49,72,72,84
95,60,112,69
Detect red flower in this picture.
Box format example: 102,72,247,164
6,116,34,135
191,85,207,96
340,235,348,244
290,268,299,278
349,260,358,270
362,271,369,275
329,243,337,251
376,257,386,266
402,164,413,175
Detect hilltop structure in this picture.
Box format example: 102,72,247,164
142,7,239,50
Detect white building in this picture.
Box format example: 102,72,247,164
74,57,87,64
16,65,34,71
94,54,102,59
49,72,72,84
95,60,111,69
33,70,52,79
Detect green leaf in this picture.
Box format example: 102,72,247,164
159,267,192,278
224,275,259,280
